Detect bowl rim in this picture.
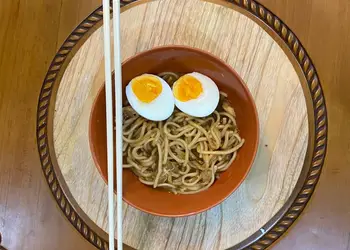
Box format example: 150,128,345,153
88,44,260,217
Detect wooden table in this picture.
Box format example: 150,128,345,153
0,0,349,249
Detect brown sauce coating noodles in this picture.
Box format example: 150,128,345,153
122,73,244,194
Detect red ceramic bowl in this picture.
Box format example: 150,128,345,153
89,45,259,217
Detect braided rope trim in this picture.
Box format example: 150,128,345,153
227,0,327,249
36,1,327,250
36,2,136,249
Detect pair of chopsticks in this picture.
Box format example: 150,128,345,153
102,0,123,249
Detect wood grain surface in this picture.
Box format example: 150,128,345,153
0,0,349,250
53,0,308,249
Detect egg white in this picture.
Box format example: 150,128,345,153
173,72,219,117
126,74,175,121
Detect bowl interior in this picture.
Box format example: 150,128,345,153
89,46,259,217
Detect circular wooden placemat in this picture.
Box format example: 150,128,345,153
37,0,327,249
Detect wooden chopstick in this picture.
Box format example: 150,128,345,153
112,0,123,249
102,0,115,249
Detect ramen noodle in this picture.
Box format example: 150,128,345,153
122,73,244,194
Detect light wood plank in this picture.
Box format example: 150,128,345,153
53,0,307,249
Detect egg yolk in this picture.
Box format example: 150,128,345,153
131,75,162,103
173,75,203,102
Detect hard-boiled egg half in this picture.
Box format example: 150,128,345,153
126,74,174,121
172,72,219,117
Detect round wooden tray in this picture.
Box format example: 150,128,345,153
36,0,328,249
